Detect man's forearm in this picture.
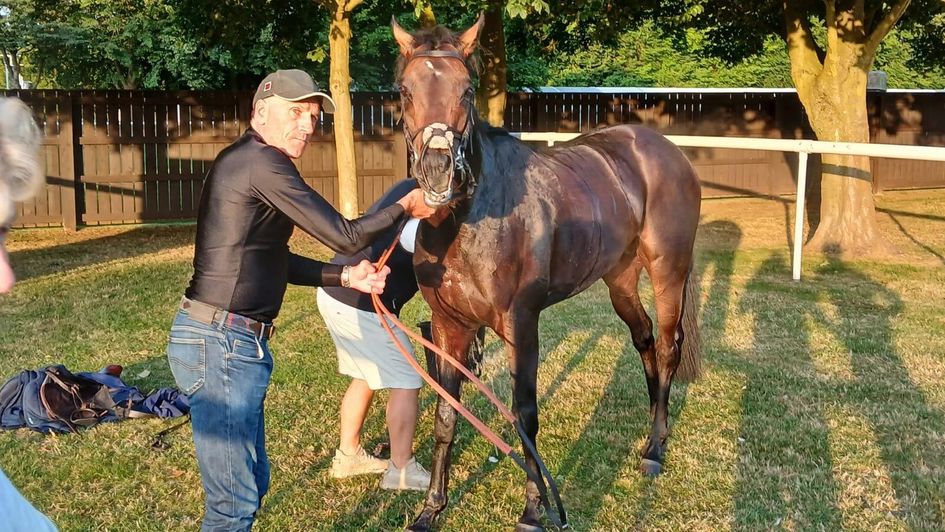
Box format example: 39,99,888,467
287,253,344,286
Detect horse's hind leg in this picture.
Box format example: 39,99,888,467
639,247,692,475
603,253,661,460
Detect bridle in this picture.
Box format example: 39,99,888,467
400,49,477,202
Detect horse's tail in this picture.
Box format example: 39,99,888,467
675,264,702,383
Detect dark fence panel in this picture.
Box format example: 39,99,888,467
4,88,944,228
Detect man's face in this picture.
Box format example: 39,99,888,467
255,96,321,159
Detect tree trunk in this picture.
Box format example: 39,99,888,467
783,0,898,257
417,2,436,28
1,50,12,88
329,0,361,218
801,70,884,255
2,49,23,89
475,3,507,128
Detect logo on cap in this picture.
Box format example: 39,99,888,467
264,81,272,92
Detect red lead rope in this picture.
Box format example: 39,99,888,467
369,226,568,529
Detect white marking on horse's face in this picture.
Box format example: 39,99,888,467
425,60,440,76
427,136,451,149
421,123,454,149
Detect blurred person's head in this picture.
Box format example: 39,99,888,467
0,97,44,294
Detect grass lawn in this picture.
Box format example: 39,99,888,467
2,189,944,531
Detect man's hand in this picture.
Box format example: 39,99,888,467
397,189,437,219
347,259,391,294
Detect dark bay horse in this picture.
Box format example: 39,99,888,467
392,15,702,531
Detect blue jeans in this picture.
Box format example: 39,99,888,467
166,305,274,532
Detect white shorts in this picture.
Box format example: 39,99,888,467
316,288,422,390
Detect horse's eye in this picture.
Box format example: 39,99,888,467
399,87,412,101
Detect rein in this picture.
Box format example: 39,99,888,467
401,49,478,201
370,223,569,529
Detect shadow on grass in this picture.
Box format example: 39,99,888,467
879,209,945,266
733,254,842,530
726,254,945,529
9,224,194,282
816,259,945,528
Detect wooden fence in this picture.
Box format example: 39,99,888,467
5,88,944,229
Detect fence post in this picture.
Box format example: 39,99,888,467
58,91,80,230
792,151,809,281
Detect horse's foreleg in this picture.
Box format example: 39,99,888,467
408,319,475,532
505,313,545,532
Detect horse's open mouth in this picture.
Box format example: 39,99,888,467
423,190,452,207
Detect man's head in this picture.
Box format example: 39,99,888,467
249,69,337,159
0,97,44,294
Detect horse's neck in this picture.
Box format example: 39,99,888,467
461,122,533,222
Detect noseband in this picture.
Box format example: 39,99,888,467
401,49,477,201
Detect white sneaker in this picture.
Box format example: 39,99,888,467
330,447,389,478
380,457,431,491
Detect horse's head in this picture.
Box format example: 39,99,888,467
392,15,484,207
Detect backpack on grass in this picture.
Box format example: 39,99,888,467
0,365,120,434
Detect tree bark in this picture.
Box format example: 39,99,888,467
417,2,436,28
475,3,507,128
329,0,362,218
1,50,12,88
2,49,23,89
782,0,908,257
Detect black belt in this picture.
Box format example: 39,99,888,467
180,297,276,339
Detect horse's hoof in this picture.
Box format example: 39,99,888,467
407,513,436,532
515,521,545,532
639,458,662,476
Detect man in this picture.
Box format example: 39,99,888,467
316,179,430,491
0,96,59,531
165,69,434,531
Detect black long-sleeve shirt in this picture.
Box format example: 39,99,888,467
322,179,419,317
185,128,404,322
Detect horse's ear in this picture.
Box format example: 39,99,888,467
391,16,415,56
457,13,485,57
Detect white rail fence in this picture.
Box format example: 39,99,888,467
510,132,945,281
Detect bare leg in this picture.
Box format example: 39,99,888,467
387,387,420,468
339,379,374,455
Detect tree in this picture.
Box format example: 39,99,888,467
673,0,945,256
317,0,364,218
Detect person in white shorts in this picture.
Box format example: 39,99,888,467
316,179,430,491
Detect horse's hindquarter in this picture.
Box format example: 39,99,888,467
540,130,650,300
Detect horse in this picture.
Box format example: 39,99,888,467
392,15,703,531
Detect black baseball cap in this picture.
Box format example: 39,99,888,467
253,69,336,113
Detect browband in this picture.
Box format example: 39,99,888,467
409,49,466,63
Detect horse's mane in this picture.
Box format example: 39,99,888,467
0,97,44,224
394,24,481,83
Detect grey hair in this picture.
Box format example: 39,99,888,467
0,97,44,225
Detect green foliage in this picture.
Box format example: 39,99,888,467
507,21,793,89
1,0,943,90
